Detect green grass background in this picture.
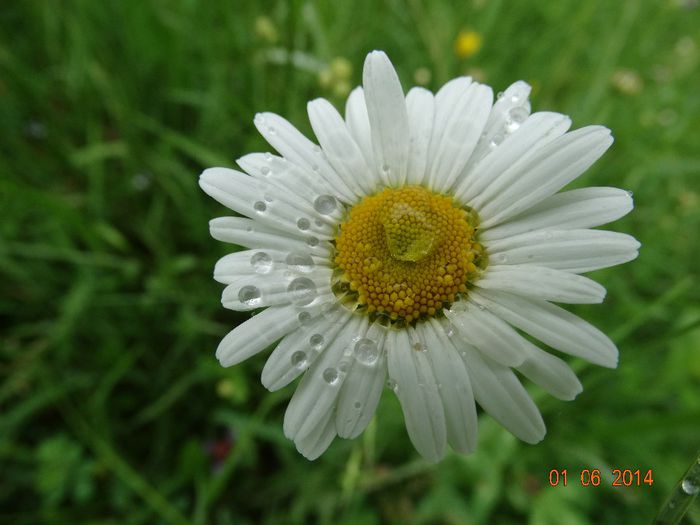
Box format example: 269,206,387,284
1,0,699,523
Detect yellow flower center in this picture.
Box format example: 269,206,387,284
333,186,485,325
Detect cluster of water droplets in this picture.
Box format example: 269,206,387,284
488,88,532,150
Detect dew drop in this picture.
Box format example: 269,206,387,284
626,190,634,198
267,126,276,134
386,379,398,392
238,285,262,306
287,277,317,306
297,218,310,231
353,401,362,409
338,360,350,373
291,351,308,369
505,106,529,133
260,166,271,176
250,252,273,273
253,201,267,213
314,218,323,227
246,226,254,232
354,338,379,365
446,327,456,338
381,164,389,173
286,252,314,272
306,236,319,247
264,152,273,161
309,333,324,350
264,194,273,202
496,253,508,263
412,341,426,352
496,91,504,99
681,479,699,495
297,311,312,324
322,367,339,385
314,195,337,215
489,133,505,149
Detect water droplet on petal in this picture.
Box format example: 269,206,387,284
267,126,276,134
505,106,529,133
626,190,634,198
253,201,267,213
682,479,699,495
238,285,262,306
264,194,273,202
314,195,337,215
287,277,317,306
496,91,504,99
250,252,273,273
386,378,398,392
489,133,505,149
291,351,307,369
412,341,426,352
260,166,271,176
322,367,339,385
306,236,319,247
495,253,508,263
353,401,362,409
286,252,314,272
354,338,379,365
297,311,312,324
338,360,350,373
297,218,310,231
309,333,324,350
314,218,323,227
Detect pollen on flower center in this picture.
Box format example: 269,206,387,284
333,186,485,324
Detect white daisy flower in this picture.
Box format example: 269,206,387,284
199,50,640,462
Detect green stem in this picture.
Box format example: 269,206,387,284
655,450,700,525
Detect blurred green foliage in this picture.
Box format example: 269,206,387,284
1,0,699,523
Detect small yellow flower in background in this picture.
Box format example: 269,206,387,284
454,29,483,59
413,67,432,86
319,57,353,97
611,69,643,95
254,16,278,44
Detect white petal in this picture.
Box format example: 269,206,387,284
485,229,640,274
261,306,350,391
461,345,546,444
444,301,527,367
236,153,344,225
283,315,363,441
213,249,328,285
422,319,478,454
387,329,446,462
336,322,388,439
455,112,571,204
254,112,357,202
465,80,532,168
481,187,634,241
471,289,619,368
478,126,614,227
209,217,332,259
362,51,409,186
345,87,377,179
476,265,606,304
405,87,435,185
516,342,583,401
294,407,337,460
215,302,328,367
199,167,334,239
426,81,493,192
308,98,374,195
221,268,332,311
